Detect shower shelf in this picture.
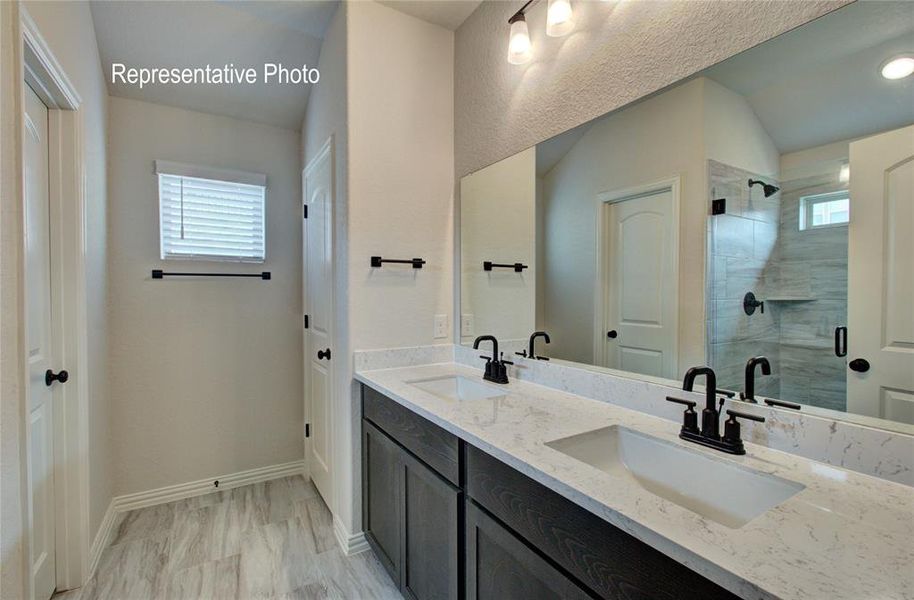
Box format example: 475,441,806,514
763,297,815,302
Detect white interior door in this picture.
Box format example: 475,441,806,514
24,83,57,600
601,187,677,379
304,139,334,505
847,125,914,423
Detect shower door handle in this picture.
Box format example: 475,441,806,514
834,326,847,357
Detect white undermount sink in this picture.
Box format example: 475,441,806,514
546,425,804,528
408,375,506,402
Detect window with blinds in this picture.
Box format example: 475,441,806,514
156,161,266,262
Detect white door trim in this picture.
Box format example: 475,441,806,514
302,135,335,509
20,7,90,593
592,176,681,374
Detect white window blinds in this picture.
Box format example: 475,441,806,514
156,161,266,262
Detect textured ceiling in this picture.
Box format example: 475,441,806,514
90,1,337,129
454,0,853,178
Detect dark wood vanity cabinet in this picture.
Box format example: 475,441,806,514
466,501,592,600
362,384,739,600
363,390,461,600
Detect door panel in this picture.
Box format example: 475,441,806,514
603,188,677,379
363,422,401,585
304,140,334,503
25,83,56,600
847,125,914,422
466,501,590,600
402,452,460,600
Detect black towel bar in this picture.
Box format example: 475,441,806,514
484,261,528,273
151,270,271,280
370,256,425,269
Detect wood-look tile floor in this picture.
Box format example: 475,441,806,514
54,476,401,600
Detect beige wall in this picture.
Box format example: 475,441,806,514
461,146,536,344
0,3,27,595
454,0,848,179
107,97,303,496
341,0,455,532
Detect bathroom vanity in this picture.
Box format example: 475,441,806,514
356,362,913,600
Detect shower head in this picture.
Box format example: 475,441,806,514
748,179,780,198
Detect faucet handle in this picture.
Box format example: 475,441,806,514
726,409,765,423
666,396,699,435
722,409,766,453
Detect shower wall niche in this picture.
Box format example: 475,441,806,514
707,159,849,411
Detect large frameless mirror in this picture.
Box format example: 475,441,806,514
459,1,914,434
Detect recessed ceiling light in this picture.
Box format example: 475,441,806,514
880,55,914,80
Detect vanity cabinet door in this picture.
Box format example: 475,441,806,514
401,451,461,600
467,501,592,600
363,421,402,585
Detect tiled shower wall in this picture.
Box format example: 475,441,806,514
707,160,781,397
708,159,848,411
776,171,848,411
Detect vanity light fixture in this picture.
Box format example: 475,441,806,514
546,0,574,37
507,0,575,64
507,12,533,65
880,55,914,80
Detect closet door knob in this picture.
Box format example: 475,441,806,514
317,348,332,361
848,358,869,373
45,369,69,386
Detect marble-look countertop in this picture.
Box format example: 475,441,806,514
355,362,914,600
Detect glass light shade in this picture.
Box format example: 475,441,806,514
880,56,914,80
839,163,850,183
546,0,574,37
507,17,532,65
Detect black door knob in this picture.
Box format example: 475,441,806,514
45,369,69,386
607,330,618,339
317,348,331,361
848,358,870,373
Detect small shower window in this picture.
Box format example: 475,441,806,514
800,190,850,230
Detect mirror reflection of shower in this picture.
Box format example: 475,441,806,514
709,155,849,413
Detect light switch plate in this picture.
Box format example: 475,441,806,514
461,314,474,337
434,314,448,339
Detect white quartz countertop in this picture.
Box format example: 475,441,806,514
355,362,914,600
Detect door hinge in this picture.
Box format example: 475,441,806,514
304,314,310,329
305,423,310,438
303,204,308,219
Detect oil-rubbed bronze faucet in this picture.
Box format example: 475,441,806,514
668,366,765,455
473,335,513,384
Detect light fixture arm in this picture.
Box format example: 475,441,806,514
508,0,539,24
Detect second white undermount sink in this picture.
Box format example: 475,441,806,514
408,375,507,402
546,425,804,528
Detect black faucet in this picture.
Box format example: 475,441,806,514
516,331,551,360
473,335,512,384
682,366,720,439
669,365,765,455
741,356,771,403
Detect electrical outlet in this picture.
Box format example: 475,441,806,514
461,314,474,337
434,314,448,339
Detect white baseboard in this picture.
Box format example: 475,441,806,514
333,515,369,556
113,459,306,512
87,499,118,577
